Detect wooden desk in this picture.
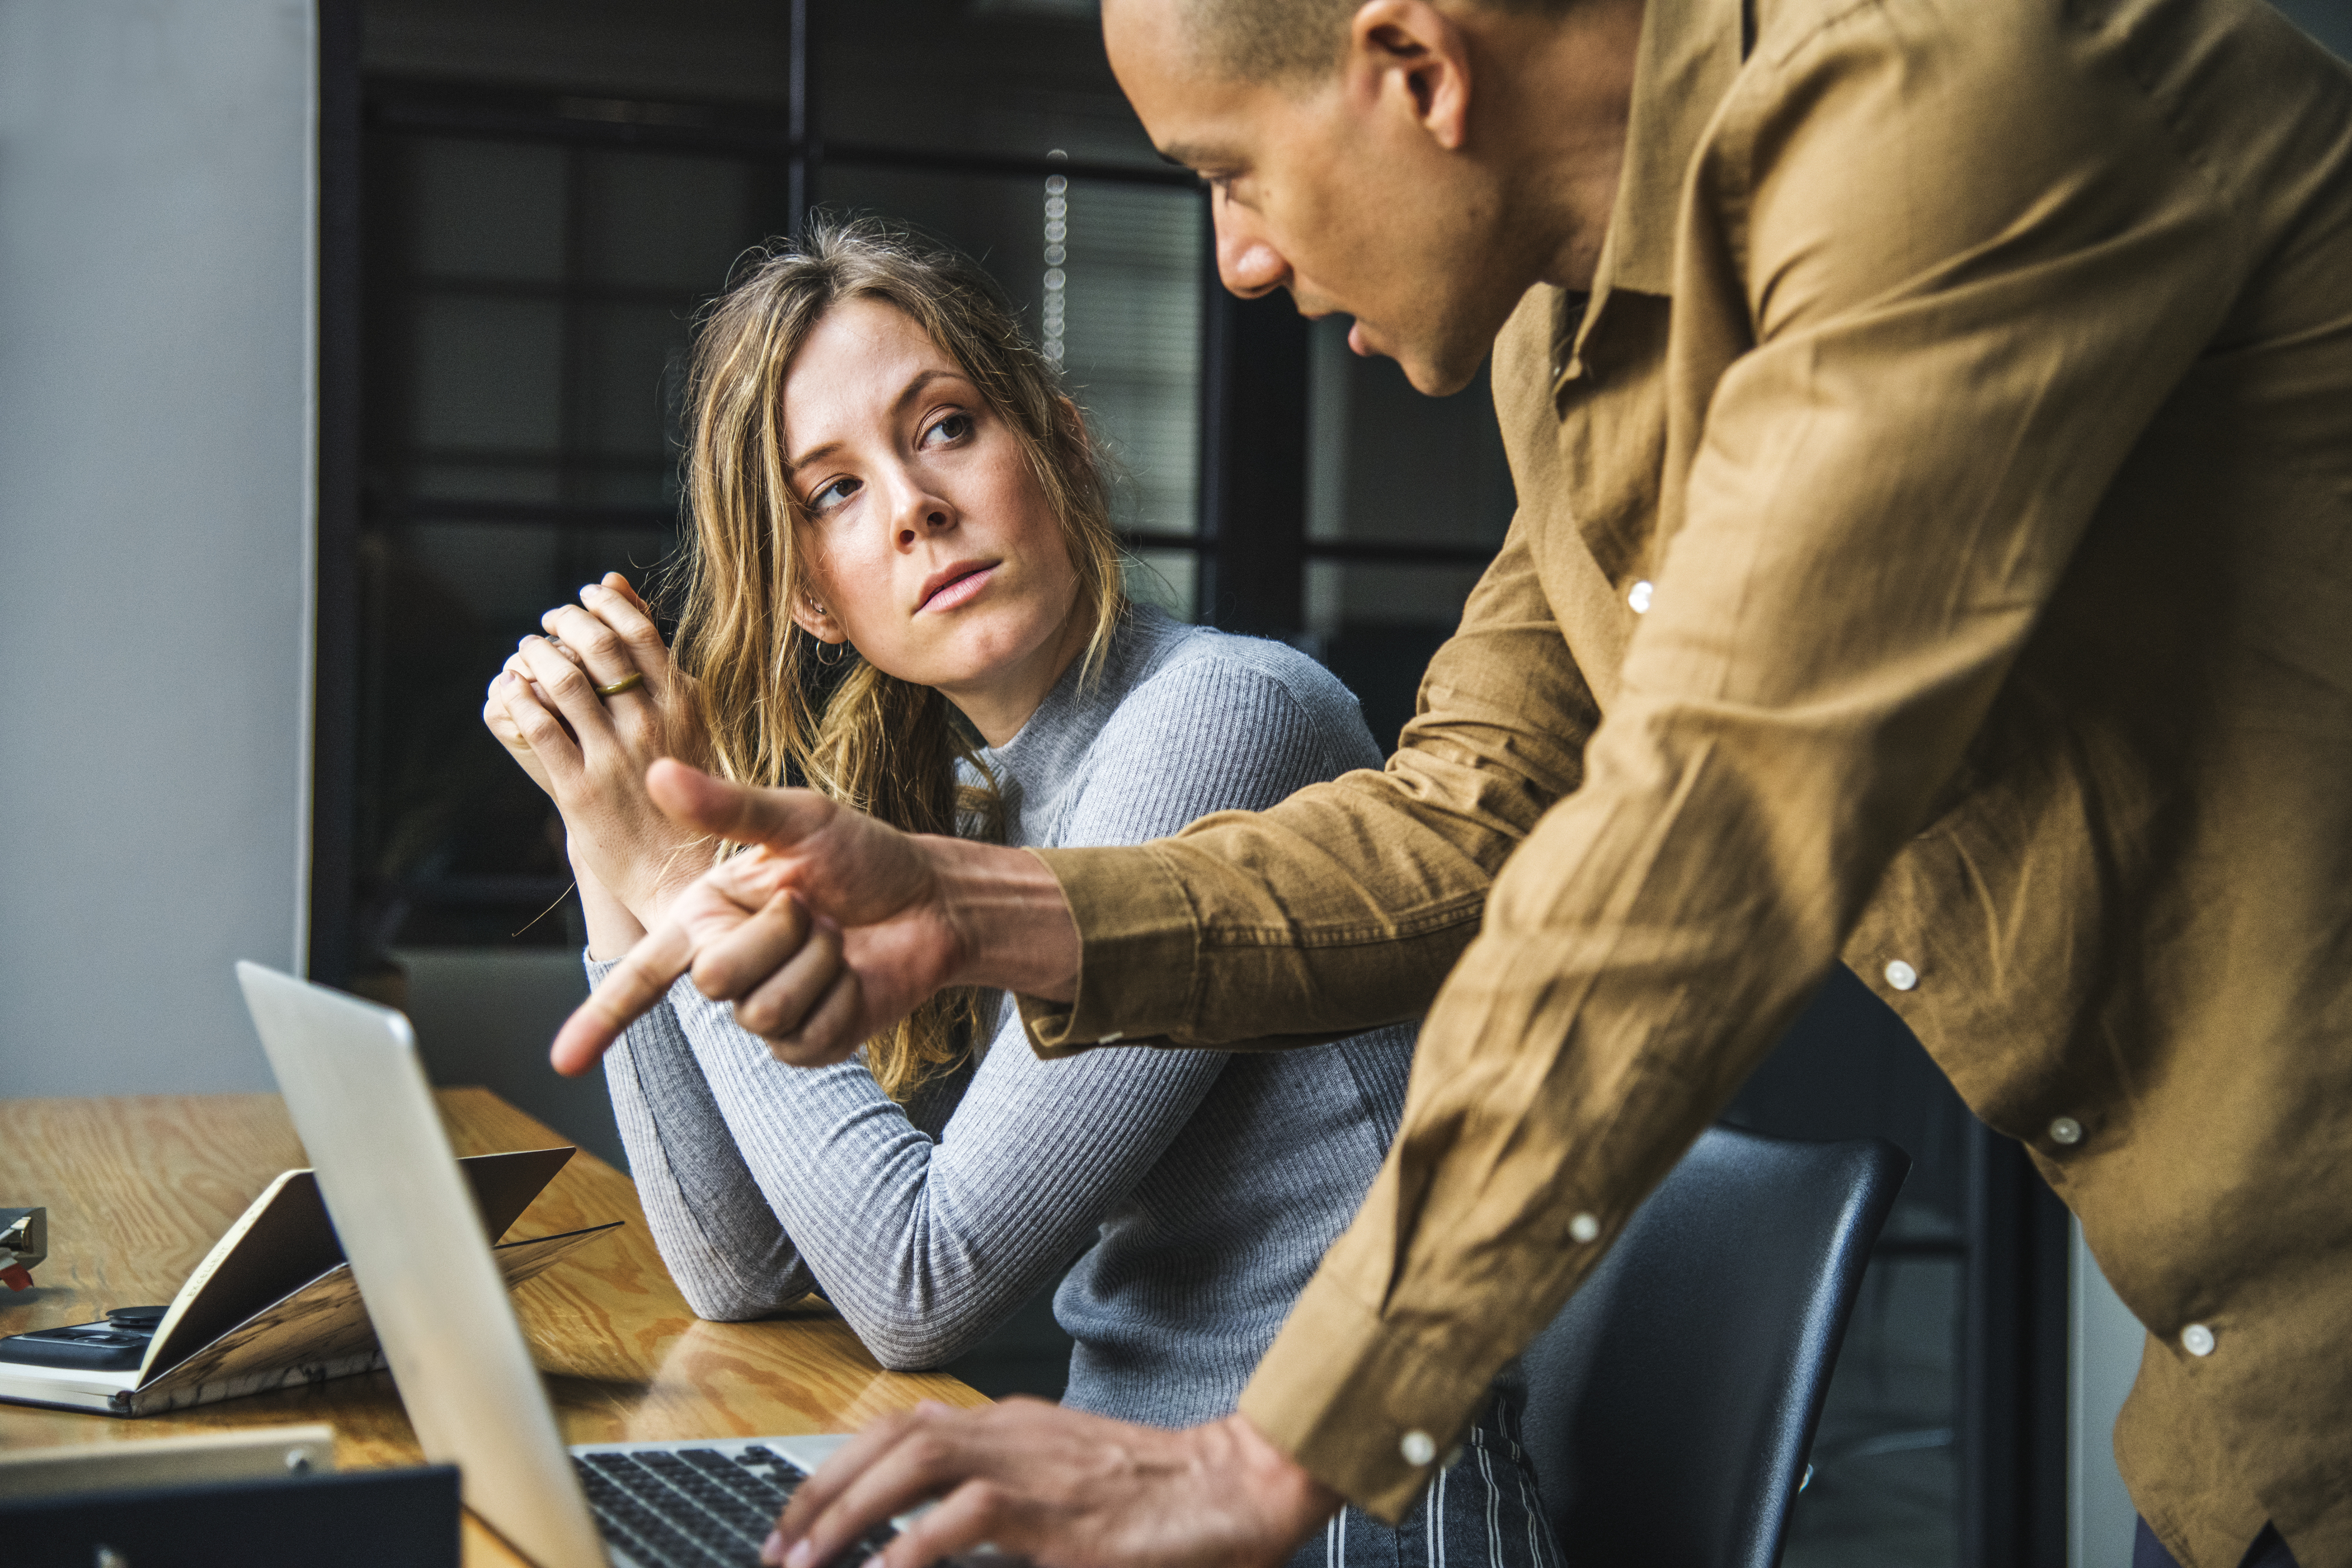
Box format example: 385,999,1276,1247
0,1089,987,1564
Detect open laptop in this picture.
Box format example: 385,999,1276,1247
235,961,895,1568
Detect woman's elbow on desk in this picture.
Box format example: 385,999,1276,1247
833,1295,1002,1373
868,1340,951,1374
838,1316,961,1372
679,1290,772,1323
667,1259,818,1324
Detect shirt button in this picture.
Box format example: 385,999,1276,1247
1884,959,1919,991
1400,1430,1437,1466
2182,1323,2216,1357
2049,1116,2083,1146
1627,580,1654,614
1569,1212,1601,1243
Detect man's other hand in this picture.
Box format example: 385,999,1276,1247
551,760,1081,1074
761,1402,1341,1568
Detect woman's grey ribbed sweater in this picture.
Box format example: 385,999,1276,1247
594,606,1416,1429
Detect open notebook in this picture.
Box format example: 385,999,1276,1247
0,1146,618,1416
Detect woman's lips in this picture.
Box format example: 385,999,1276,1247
921,563,995,613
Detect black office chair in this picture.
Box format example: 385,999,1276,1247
1516,1125,1907,1568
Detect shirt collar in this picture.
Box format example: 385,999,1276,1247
1553,0,1748,389
1605,0,1746,297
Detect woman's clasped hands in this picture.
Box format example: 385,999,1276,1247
481,572,715,956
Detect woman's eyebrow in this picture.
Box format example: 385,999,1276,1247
788,436,843,473
788,368,971,473
890,367,966,417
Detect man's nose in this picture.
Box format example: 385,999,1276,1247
1213,193,1288,300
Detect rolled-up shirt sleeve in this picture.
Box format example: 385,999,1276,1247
1021,510,1599,1055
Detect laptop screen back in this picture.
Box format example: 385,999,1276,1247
236,961,607,1567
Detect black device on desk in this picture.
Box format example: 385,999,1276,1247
2,1465,461,1568
0,1306,168,1372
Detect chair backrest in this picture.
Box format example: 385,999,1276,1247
1516,1125,1906,1568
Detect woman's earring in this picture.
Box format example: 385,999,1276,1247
800,597,848,664
809,617,848,667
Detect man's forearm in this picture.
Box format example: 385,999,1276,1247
1017,521,1592,1053
932,838,1083,1002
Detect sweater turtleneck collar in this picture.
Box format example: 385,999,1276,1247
975,603,1188,848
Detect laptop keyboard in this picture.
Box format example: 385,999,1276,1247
573,1446,898,1568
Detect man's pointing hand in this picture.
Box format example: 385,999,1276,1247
551,760,1081,1075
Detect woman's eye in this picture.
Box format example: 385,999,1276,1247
809,476,859,513
923,412,974,447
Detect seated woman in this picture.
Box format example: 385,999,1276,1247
484,219,1556,1568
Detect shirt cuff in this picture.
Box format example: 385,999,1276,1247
1014,845,1200,1058
1236,1266,1499,1524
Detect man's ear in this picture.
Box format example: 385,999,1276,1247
1345,0,1472,152
788,593,847,644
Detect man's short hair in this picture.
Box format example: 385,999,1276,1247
1186,0,1575,85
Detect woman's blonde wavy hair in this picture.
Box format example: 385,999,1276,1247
673,216,1126,1102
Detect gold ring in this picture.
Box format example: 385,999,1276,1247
594,672,645,698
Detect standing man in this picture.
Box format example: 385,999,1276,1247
560,0,2352,1564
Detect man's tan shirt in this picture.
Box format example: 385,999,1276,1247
1024,0,2352,1560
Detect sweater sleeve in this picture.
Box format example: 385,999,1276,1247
603,648,1386,1365
599,998,816,1319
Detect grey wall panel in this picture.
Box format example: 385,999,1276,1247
2071,1228,2146,1568
0,0,315,1094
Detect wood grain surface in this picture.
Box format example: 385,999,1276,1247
0,1089,988,1564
